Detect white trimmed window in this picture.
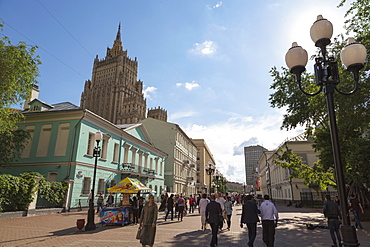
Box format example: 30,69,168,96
113,143,119,163
101,135,109,160
86,132,94,156
98,179,105,194
82,177,91,194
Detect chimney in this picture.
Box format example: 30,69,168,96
24,85,40,110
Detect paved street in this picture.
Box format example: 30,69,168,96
0,203,369,247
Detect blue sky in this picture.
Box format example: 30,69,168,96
1,0,353,183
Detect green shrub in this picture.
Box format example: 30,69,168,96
0,172,68,212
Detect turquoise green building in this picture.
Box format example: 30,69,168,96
2,99,167,210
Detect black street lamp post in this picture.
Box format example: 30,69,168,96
285,15,366,247
262,151,273,199
85,130,103,231
205,164,215,196
214,171,220,193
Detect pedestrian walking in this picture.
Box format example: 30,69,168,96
215,192,226,230
260,195,279,247
106,192,114,207
158,193,167,212
240,194,260,247
334,196,340,206
349,194,364,229
199,193,210,232
139,194,158,247
189,195,196,213
206,194,222,247
174,194,179,218
224,196,233,230
164,194,175,221
138,196,144,219
177,194,185,221
131,196,139,224
96,193,104,213
323,194,342,247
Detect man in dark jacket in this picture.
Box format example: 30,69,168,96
323,195,342,247
206,195,222,247
240,195,260,247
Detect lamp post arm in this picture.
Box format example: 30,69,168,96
333,66,362,96
296,73,323,96
333,82,358,95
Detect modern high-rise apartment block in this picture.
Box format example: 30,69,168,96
244,145,267,192
80,24,146,124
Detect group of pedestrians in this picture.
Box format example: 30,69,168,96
204,193,279,247
240,194,278,247
323,194,365,247
140,191,365,247
163,193,192,221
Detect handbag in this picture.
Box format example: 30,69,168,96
136,226,142,239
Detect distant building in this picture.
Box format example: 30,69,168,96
80,24,146,124
147,106,167,122
140,118,197,196
191,139,216,194
258,133,336,203
227,181,244,193
244,145,267,192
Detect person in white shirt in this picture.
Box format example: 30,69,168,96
215,193,226,230
198,194,210,232
259,195,279,247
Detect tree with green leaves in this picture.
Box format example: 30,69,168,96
269,0,370,200
0,21,41,166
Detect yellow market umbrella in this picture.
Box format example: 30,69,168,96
107,177,152,194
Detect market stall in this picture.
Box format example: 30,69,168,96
100,177,152,226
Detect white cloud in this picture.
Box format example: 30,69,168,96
183,111,305,183
176,81,200,91
213,2,222,8
189,41,217,55
206,2,223,10
169,111,198,121
143,86,157,100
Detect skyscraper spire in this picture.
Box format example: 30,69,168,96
116,22,121,41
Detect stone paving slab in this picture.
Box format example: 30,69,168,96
0,204,369,247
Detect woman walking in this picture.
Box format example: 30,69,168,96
164,194,174,221
176,194,185,221
224,196,233,230
139,194,158,247
131,196,139,224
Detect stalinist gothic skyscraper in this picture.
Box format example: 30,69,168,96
80,24,146,124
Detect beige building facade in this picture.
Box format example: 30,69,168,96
191,139,216,194
80,24,146,124
140,118,197,196
258,133,336,203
